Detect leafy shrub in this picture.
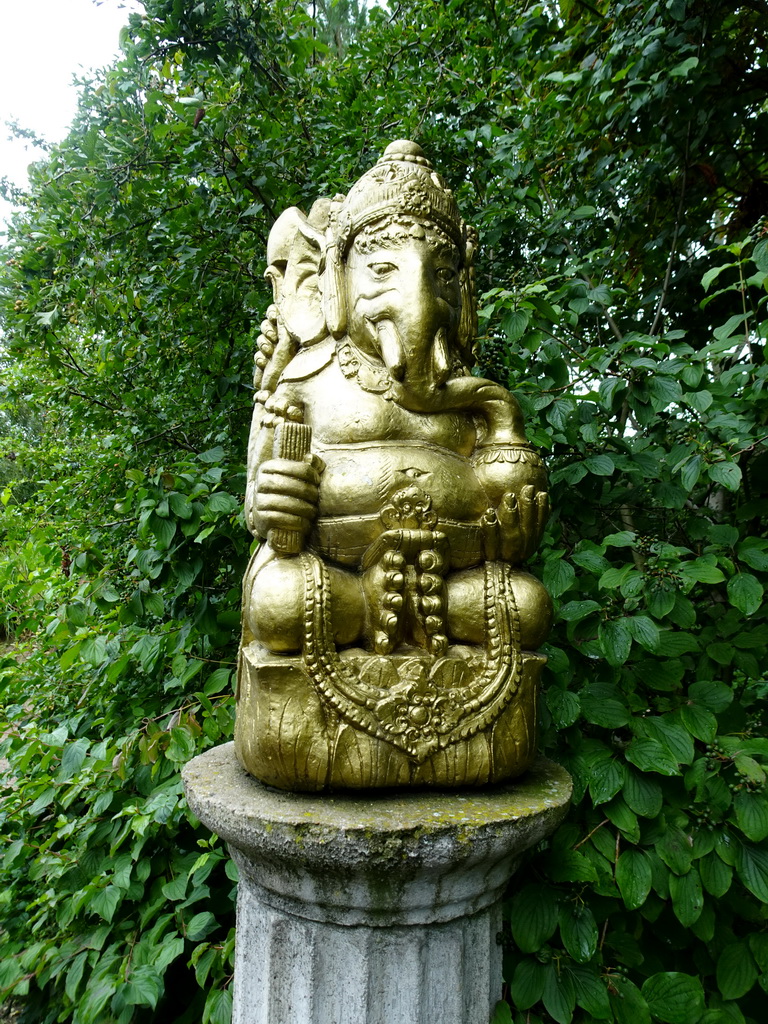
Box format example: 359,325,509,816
1,1,767,1022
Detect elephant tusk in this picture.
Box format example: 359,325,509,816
375,319,406,381
432,326,451,386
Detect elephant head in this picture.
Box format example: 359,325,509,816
260,141,478,403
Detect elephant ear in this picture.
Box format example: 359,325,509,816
457,226,478,366
266,204,329,348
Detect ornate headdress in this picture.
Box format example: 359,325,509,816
323,140,477,350
335,140,468,259
257,140,478,394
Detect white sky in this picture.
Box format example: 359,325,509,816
0,0,141,231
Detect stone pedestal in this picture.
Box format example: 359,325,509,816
182,742,571,1024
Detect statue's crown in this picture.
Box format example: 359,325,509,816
336,140,467,257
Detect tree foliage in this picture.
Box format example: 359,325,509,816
1,1,767,1022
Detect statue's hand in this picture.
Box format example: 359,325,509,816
251,454,324,546
494,485,550,563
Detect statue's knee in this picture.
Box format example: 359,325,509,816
246,558,306,652
512,572,552,649
446,567,552,649
246,557,366,653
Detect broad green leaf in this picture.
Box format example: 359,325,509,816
570,965,612,1019
589,758,625,804
57,738,89,781
727,573,764,616
736,842,768,902
59,640,83,671
641,973,705,1024
599,618,632,666
166,727,197,763
491,1001,513,1024
509,884,559,952
627,615,659,652
683,390,713,413
207,491,240,514
149,512,177,549
623,770,663,818
603,531,636,548
656,827,694,875
734,754,766,785
122,965,162,1009
161,875,188,902
716,943,757,1000
733,790,768,842
699,851,732,898
542,962,576,1024
559,600,600,622
571,549,610,575
679,559,725,585
669,866,703,926
615,849,652,909
546,688,581,728
679,703,717,743
647,585,676,619
186,911,217,942
688,680,733,713
559,904,598,963
670,55,699,76
713,313,747,341
203,988,233,1024
605,796,640,842
80,635,108,666
510,958,548,1009
701,263,733,291
502,309,530,340
626,738,680,777
753,238,768,271
609,976,651,1024
638,715,693,765
738,541,768,571
708,461,742,491
91,885,121,923
204,666,234,695
65,950,88,1001
584,454,615,476
544,558,576,598
547,847,598,884
581,693,630,730
749,931,768,973
647,375,682,411
198,446,225,464
656,632,699,656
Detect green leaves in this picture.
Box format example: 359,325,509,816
736,843,768,903
509,884,559,952
616,850,652,910
599,618,632,666
1,3,767,1024
716,943,757,1001
641,974,705,1024
727,573,764,616
559,903,598,963
544,557,576,598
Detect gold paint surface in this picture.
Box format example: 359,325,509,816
237,140,552,791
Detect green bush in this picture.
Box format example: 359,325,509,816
1,1,767,1022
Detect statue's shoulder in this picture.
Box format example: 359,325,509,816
278,337,336,384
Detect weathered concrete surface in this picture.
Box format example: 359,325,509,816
183,742,571,1024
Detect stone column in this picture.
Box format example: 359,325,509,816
183,742,571,1024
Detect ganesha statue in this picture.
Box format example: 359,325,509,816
234,140,552,791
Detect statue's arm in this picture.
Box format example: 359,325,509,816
244,384,323,550
467,381,550,564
